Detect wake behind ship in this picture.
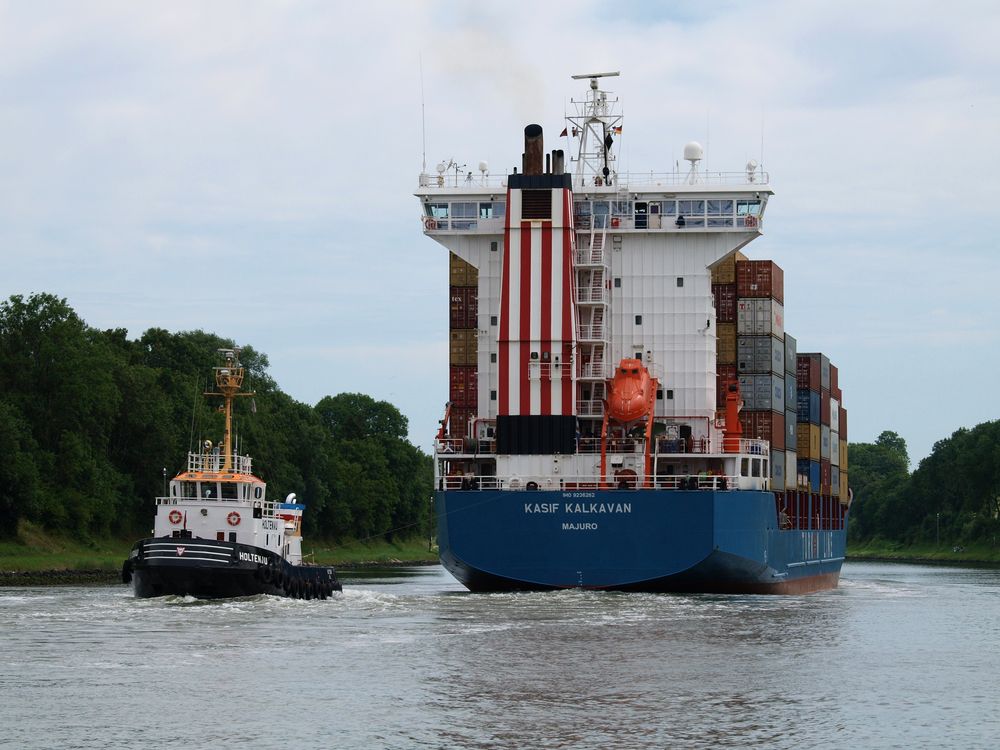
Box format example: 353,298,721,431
417,73,851,593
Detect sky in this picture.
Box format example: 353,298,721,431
1,0,998,467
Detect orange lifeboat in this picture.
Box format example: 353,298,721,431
606,359,656,423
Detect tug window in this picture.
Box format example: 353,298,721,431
221,483,239,500
752,459,761,477
741,458,749,476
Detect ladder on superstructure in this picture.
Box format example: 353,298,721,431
575,214,611,427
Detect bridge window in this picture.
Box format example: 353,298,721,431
677,200,705,227
660,200,677,216
707,200,734,227
428,203,449,219
479,201,505,219
736,200,761,216
451,202,478,229
221,482,239,500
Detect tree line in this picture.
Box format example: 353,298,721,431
848,425,1000,547
0,293,433,542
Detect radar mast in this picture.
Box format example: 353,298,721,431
567,71,622,187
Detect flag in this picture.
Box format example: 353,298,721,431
559,127,568,137
613,126,622,135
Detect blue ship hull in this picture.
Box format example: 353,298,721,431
435,489,847,594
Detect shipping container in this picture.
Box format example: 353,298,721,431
796,354,821,391
821,425,831,459
820,394,831,426
739,410,785,450
820,355,830,390
752,373,785,412
736,259,785,303
716,323,737,365
737,337,755,374
449,286,478,329
737,298,784,339
449,365,478,408
830,363,838,395
797,423,821,460
839,406,848,441
771,450,786,491
710,250,747,285
785,449,797,488
447,406,476,440
738,375,757,409
831,430,840,468
784,376,796,408
449,328,477,366
832,469,840,497
840,440,848,471
796,388,821,425
830,398,840,432
832,384,842,402
798,459,820,493
839,470,849,504
783,333,797,375
716,364,737,407
785,410,797,447
712,283,737,323
717,367,737,398
820,459,832,492
449,253,479,287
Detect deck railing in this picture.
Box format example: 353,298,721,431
186,452,253,475
435,436,770,457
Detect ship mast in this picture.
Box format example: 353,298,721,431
204,348,254,472
567,71,622,187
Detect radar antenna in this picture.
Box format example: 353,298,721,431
566,72,622,188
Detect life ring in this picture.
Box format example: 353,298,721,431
745,215,758,228
526,481,539,491
168,509,183,525
227,511,241,526
423,217,437,230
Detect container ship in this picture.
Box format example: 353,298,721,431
417,73,850,593
122,348,341,599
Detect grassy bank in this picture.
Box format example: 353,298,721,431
848,539,1000,565
0,521,437,581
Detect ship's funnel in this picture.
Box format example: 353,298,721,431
523,124,544,175
552,149,564,174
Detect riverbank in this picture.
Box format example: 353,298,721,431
0,523,438,586
847,540,1000,566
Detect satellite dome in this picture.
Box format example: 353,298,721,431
683,141,704,162
478,161,489,173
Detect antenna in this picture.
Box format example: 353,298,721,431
420,54,427,175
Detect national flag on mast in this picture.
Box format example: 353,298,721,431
613,125,623,135
559,127,568,137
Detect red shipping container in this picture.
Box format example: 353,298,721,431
449,365,478,407
447,406,476,439
796,354,822,391
832,385,842,401
820,459,832,492
712,283,737,323
736,260,784,303
829,363,838,394
820,394,831,426
840,407,848,441
716,364,737,406
449,286,478,330
738,410,785,451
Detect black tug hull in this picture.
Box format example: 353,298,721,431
123,537,340,600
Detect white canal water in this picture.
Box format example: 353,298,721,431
2,562,999,749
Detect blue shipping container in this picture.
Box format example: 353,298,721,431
796,388,821,425
797,459,821,493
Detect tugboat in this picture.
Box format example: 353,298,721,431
122,347,341,599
